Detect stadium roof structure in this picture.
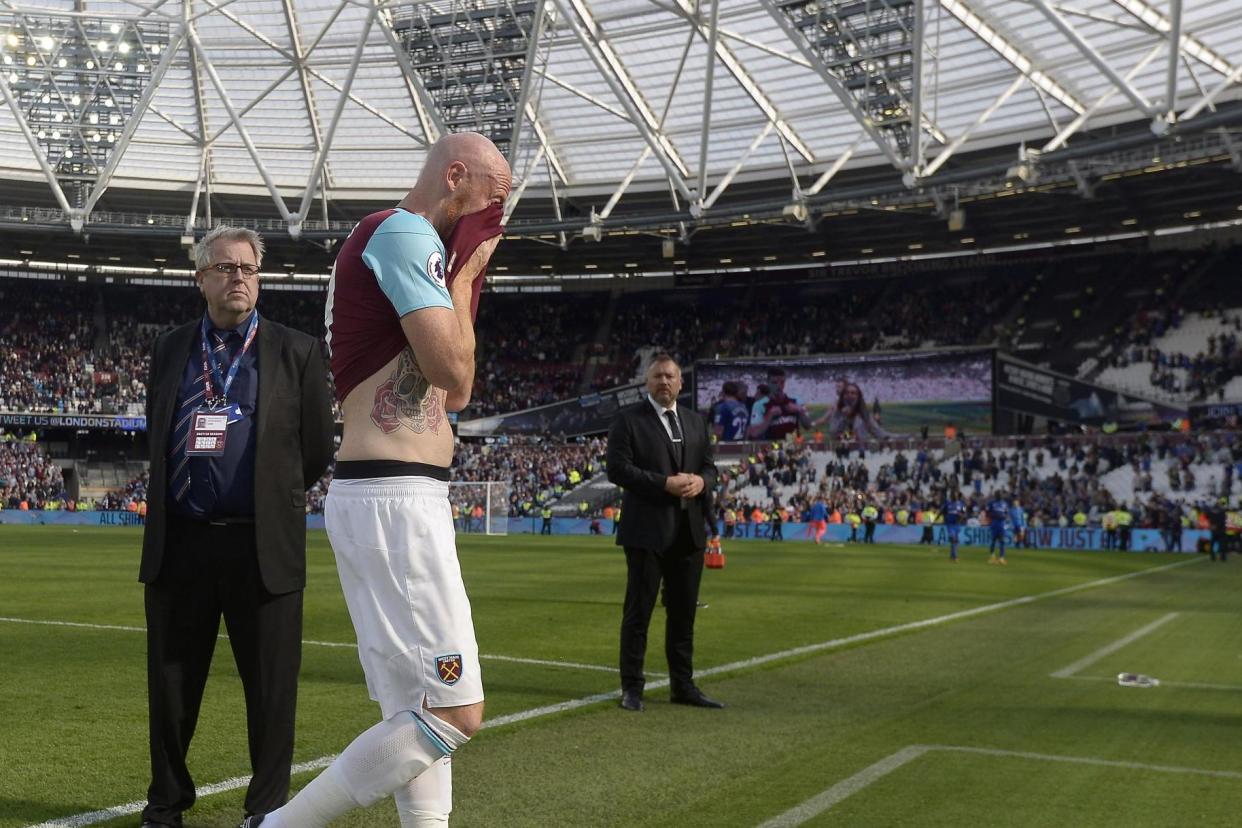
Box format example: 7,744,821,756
1,0,1242,277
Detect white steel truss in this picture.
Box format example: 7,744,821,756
0,0,1240,234
552,0,693,198
667,0,814,164
1029,0,1156,118
938,0,1085,115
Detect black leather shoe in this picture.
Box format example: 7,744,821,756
670,687,725,709
619,689,644,712
238,816,265,828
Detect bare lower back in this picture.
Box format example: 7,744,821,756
337,347,454,467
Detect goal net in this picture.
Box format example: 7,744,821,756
449,481,511,536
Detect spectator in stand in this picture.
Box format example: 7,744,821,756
0,436,67,509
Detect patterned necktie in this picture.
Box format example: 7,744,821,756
169,331,228,503
665,410,684,469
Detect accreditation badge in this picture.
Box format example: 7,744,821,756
186,408,229,456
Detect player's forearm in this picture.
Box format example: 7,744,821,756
444,283,477,403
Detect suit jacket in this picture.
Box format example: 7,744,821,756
140,316,335,594
607,400,718,552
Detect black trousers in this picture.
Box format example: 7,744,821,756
620,514,703,695
143,518,303,826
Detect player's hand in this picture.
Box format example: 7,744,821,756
682,474,705,498
450,235,501,301
466,235,502,281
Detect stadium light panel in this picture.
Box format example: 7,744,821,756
390,1,542,157
0,11,170,206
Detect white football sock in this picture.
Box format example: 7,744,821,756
394,755,452,827
265,711,467,828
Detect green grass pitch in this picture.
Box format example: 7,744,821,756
2,528,1241,827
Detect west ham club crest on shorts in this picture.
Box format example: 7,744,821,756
436,653,463,685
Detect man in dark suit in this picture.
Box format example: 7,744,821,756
607,354,722,712
139,226,335,827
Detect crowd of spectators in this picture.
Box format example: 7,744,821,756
1108,303,1241,400
96,469,149,512
40,427,1242,558
3,246,1237,427
201,438,610,519
450,437,607,517
715,433,1241,537
0,282,102,414
0,436,67,510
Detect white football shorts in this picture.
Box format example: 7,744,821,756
325,476,483,716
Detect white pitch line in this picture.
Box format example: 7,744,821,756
938,744,1242,780
697,559,1199,681
758,744,1242,826
0,616,145,633
0,616,625,676
1063,675,1242,692
23,556,1200,828
756,746,932,828
1051,611,1180,679
23,756,336,828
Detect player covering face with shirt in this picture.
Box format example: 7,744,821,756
249,133,510,828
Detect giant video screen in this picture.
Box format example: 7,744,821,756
696,348,994,442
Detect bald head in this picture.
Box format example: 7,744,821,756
404,132,512,238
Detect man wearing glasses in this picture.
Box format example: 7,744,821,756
139,225,335,828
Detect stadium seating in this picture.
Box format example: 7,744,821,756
1096,307,1241,402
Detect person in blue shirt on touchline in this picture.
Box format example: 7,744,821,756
987,492,1010,565
944,491,965,563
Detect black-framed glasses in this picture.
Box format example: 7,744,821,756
204,262,260,277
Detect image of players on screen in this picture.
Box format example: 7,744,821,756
747,368,812,440
712,381,750,442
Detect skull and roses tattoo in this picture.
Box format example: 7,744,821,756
370,349,445,435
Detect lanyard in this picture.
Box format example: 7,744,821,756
201,312,258,406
